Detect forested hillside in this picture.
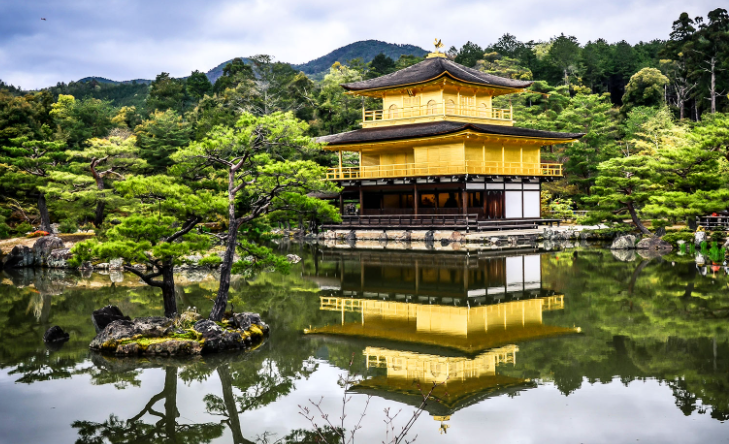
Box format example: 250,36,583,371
1,7,728,238
291,40,428,74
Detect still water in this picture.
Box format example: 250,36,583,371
0,242,727,443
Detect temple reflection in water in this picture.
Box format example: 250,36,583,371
304,249,580,432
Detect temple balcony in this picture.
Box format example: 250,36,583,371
362,103,513,128
326,160,562,181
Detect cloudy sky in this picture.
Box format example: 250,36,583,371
1,0,724,89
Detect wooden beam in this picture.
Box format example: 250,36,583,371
414,183,419,216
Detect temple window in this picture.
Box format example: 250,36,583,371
388,104,399,119
479,102,489,117
426,100,438,115
445,99,456,114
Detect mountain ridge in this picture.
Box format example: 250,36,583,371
75,40,427,86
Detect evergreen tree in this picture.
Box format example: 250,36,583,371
454,41,484,68
620,68,669,114
584,154,657,234
146,72,186,113
186,70,213,102
172,111,339,321
0,136,66,232
70,175,223,317
366,53,396,78
44,136,146,227
134,110,191,173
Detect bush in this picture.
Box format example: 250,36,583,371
13,222,33,235
198,255,222,267
709,230,727,243
0,223,10,239
548,198,575,220
662,231,694,246
582,224,635,239
59,219,79,234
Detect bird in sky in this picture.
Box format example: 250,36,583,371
41,18,46,21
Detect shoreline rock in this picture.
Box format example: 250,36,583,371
89,312,268,356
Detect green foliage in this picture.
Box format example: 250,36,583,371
476,52,533,80
454,41,484,68
548,197,575,220
662,231,695,246
43,135,146,224
291,40,428,75
134,110,191,173
366,53,396,78
12,221,33,235
621,68,669,114
58,218,78,234
146,72,187,113
50,94,114,148
186,70,213,102
198,255,222,267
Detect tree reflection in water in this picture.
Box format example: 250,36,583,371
1,243,728,442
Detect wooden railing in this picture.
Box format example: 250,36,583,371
696,215,729,230
364,103,512,123
327,160,562,180
337,214,478,230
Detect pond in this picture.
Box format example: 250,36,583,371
0,242,727,443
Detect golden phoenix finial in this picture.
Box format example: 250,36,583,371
433,38,443,51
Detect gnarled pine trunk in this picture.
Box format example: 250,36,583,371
210,171,238,321
626,202,651,235
160,265,177,318
38,192,52,232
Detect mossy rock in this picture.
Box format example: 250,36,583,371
90,314,268,356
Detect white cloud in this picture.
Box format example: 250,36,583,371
0,0,724,89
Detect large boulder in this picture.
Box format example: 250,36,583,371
109,258,124,270
92,305,131,332
636,237,673,252
33,236,65,266
48,248,73,268
43,326,70,343
90,317,173,350
193,319,248,353
3,245,35,268
231,312,263,331
610,235,637,250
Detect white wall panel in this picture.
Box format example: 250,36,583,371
523,191,541,218
505,191,523,218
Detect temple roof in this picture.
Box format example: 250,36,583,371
317,121,585,146
341,57,533,92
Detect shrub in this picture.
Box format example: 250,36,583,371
0,223,10,239
59,219,79,234
662,231,695,246
13,222,33,235
198,255,222,267
582,224,635,239
548,198,575,220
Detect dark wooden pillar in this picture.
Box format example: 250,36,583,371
483,190,487,217
462,187,468,215
339,194,344,215
359,187,364,216
414,183,419,216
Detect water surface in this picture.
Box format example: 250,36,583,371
0,243,727,443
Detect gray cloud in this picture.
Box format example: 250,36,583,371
0,0,725,89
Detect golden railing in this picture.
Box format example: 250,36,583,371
326,160,562,180
364,103,512,123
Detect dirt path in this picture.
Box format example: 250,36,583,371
0,233,95,254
